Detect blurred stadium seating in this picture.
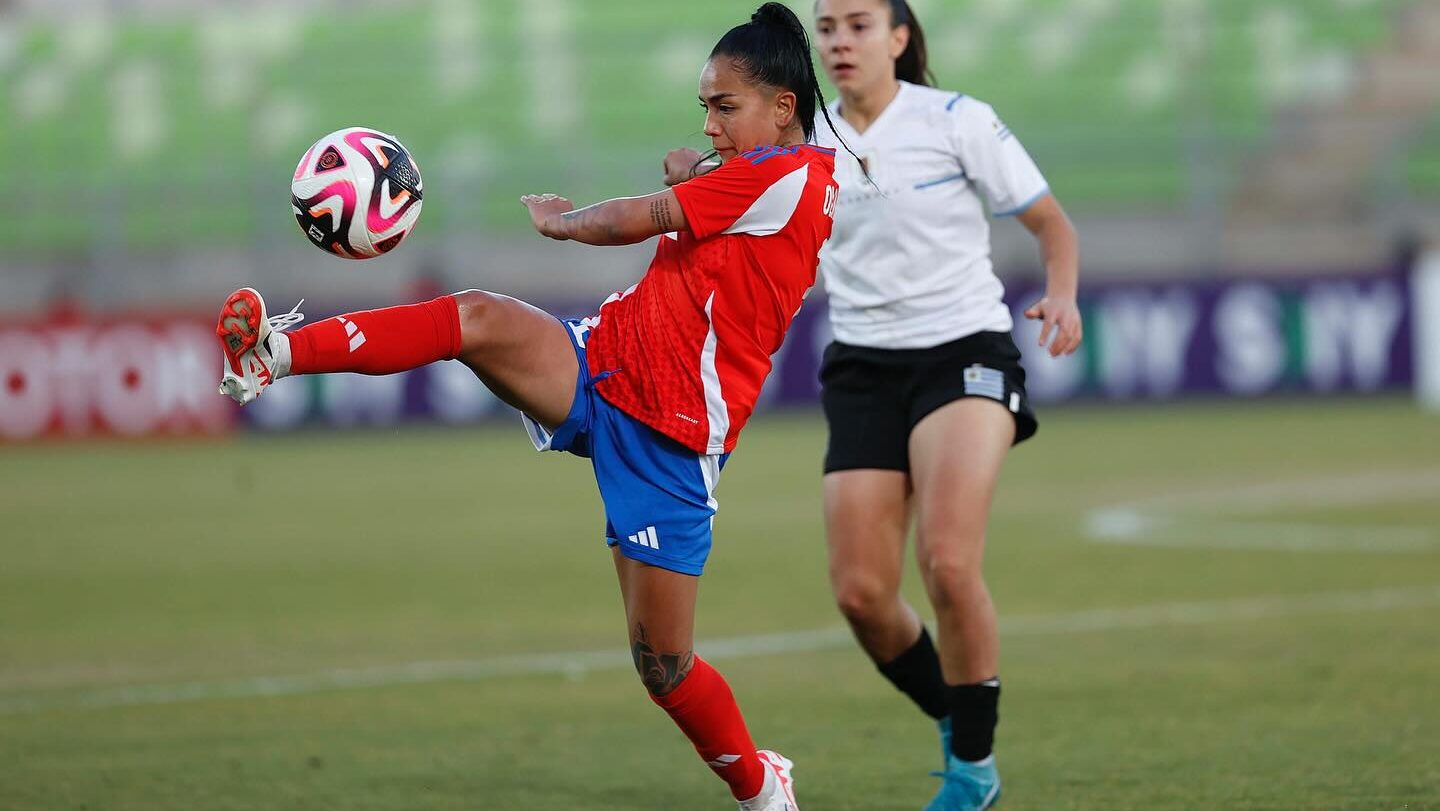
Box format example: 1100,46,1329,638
3,0,1439,311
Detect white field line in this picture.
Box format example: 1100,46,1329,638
2,584,1439,717
1087,516,1439,553
1107,468,1440,516
1085,469,1440,552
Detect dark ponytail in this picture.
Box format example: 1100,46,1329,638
887,0,935,87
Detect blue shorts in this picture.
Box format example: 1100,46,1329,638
522,319,729,576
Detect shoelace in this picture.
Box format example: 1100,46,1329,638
267,299,307,332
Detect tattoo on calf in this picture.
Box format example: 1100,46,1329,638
649,198,675,233
630,622,694,696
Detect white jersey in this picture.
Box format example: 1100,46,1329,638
815,81,1050,349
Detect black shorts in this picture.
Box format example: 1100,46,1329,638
819,331,1038,474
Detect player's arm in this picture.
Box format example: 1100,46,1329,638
953,98,1082,358
1017,194,1083,358
520,190,689,246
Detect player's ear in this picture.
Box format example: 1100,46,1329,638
773,89,797,133
890,23,910,61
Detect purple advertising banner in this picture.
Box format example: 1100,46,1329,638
1004,270,1413,403
238,269,1415,433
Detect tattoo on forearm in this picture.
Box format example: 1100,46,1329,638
649,198,675,233
560,204,623,243
559,207,583,238
630,622,694,696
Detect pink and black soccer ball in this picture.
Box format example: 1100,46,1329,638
291,127,424,259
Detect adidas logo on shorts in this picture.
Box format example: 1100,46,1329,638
627,526,660,550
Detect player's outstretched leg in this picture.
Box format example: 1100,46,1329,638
214,287,577,430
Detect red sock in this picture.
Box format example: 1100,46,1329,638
650,657,766,801
287,296,462,376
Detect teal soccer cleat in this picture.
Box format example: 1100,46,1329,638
924,752,1001,811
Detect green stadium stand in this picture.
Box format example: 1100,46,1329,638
0,0,1422,253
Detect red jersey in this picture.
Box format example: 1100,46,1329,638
585,144,838,454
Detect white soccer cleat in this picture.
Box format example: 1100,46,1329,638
215,287,304,405
738,750,798,811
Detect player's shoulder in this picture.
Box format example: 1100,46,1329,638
904,82,997,128
733,144,835,178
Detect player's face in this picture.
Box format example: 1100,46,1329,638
814,0,909,95
698,57,796,161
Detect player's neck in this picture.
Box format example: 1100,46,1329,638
839,78,901,135
775,124,806,148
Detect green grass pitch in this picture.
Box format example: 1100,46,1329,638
2,399,1438,810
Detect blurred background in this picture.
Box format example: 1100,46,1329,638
2,2,1439,810
4,0,1440,292
3,0,1439,439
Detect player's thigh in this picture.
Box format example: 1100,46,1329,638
908,398,1015,570
453,290,578,430
613,550,699,691
819,341,913,595
823,470,911,599
819,341,912,475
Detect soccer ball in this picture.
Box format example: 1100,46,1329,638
291,127,424,259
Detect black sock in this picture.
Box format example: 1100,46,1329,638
875,627,949,720
947,678,1001,761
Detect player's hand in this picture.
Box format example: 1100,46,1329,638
663,148,709,186
521,194,575,240
1024,295,1083,358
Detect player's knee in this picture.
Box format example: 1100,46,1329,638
918,545,985,599
453,290,500,350
833,573,897,626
